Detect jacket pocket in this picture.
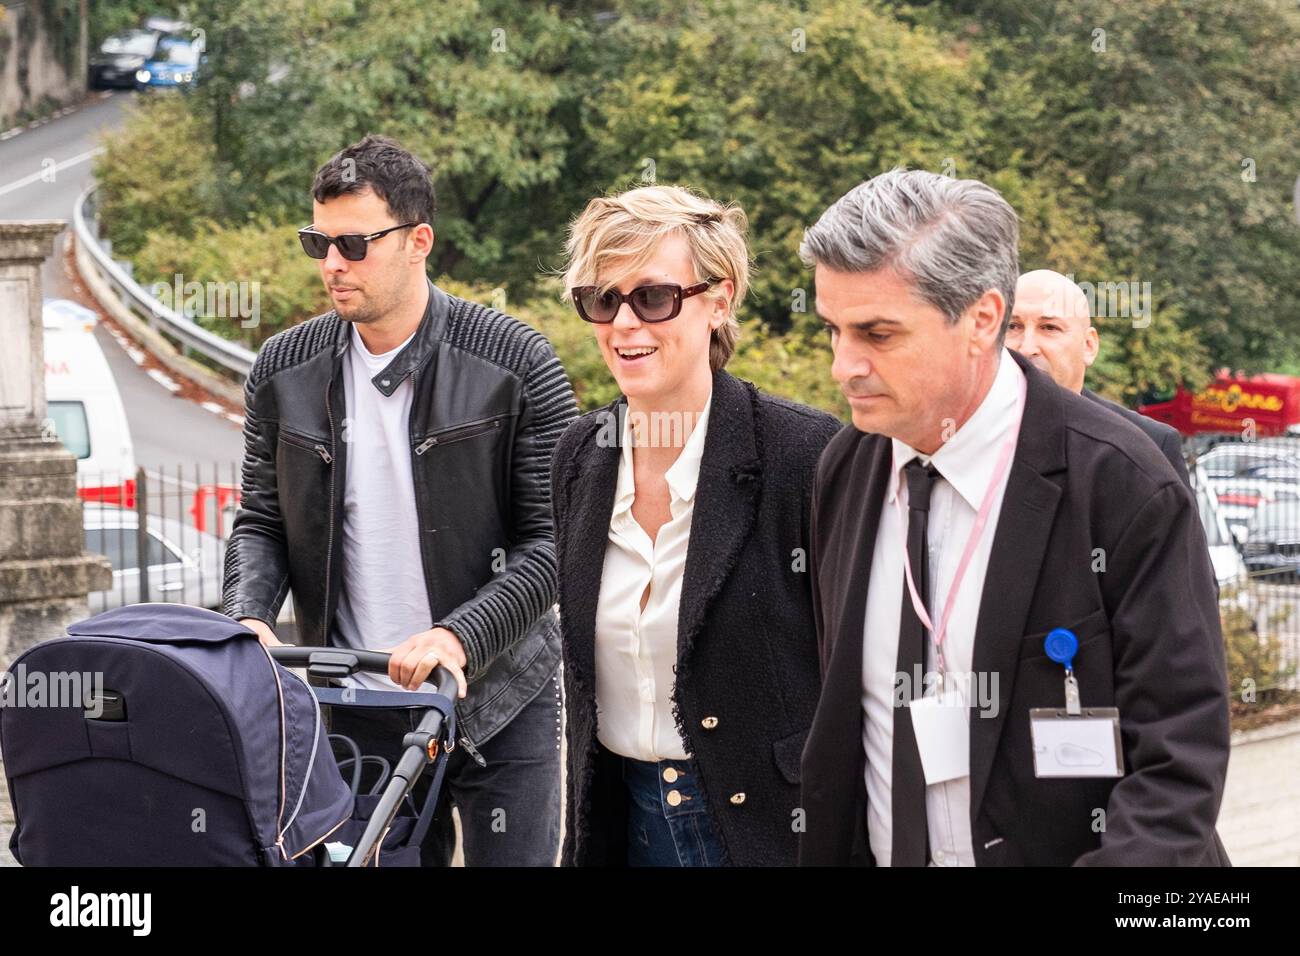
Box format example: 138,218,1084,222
278,427,333,463
413,416,506,455
772,726,811,785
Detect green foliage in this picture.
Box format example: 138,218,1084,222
907,0,1300,383
180,0,585,289
93,0,1300,413
1222,587,1297,716
93,95,217,258
133,215,329,349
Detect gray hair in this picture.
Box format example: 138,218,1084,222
799,168,1020,338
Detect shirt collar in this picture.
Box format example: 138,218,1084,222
888,348,1025,510
612,388,714,518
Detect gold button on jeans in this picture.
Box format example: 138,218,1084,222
620,754,728,866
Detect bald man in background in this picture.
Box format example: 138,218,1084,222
1007,269,1190,488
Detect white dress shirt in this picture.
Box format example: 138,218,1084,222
594,390,713,762
861,348,1025,866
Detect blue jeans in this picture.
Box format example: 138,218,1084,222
622,755,728,867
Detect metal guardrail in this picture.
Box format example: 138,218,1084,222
73,184,257,377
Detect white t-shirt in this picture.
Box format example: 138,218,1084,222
332,324,432,691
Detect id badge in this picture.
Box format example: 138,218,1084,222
908,688,969,785
1029,707,1124,778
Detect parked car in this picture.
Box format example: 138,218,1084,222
85,506,223,612
134,35,202,91
1195,467,1250,593
89,29,160,89
1241,502,1300,582
1212,478,1300,544
1198,441,1300,482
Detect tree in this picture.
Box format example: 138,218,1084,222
908,0,1300,382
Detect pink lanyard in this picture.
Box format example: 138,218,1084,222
896,373,1027,682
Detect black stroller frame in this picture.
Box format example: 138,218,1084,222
267,646,458,868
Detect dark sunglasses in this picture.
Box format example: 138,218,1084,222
297,222,419,261
571,278,720,324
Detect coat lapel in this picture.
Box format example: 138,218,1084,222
826,433,892,688
675,371,763,673
969,353,1066,819
556,408,621,693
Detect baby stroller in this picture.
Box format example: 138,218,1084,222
0,604,457,866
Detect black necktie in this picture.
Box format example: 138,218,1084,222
891,459,938,867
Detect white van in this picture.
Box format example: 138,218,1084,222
42,300,137,505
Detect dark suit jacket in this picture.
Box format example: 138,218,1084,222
1082,388,1190,489
799,351,1231,866
551,369,840,865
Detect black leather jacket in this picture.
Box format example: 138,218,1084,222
222,279,578,752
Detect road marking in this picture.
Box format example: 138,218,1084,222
146,368,182,392
104,326,146,364
0,91,113,142
0,147,106,198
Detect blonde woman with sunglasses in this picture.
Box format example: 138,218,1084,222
551,185,840,866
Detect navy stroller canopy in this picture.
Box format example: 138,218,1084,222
0,604,352,866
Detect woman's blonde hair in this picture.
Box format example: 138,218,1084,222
562,184,751,372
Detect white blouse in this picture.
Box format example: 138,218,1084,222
593,390,713,762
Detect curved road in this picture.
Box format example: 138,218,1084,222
0,91,244,471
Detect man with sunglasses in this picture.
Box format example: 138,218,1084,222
222,134,578,866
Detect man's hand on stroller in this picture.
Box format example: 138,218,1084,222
241,618,283,647
387,627,469,698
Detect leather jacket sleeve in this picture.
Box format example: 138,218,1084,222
221,361,292,629
434,339,578,680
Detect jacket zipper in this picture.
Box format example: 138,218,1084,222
407,381,486,768
280,428,334,463
413,417,503,455
323,374,337,641
459,732,486,767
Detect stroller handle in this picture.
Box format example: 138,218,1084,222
266,645,457,699
268,644,458,867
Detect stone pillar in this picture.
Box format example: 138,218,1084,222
0,221,111,667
